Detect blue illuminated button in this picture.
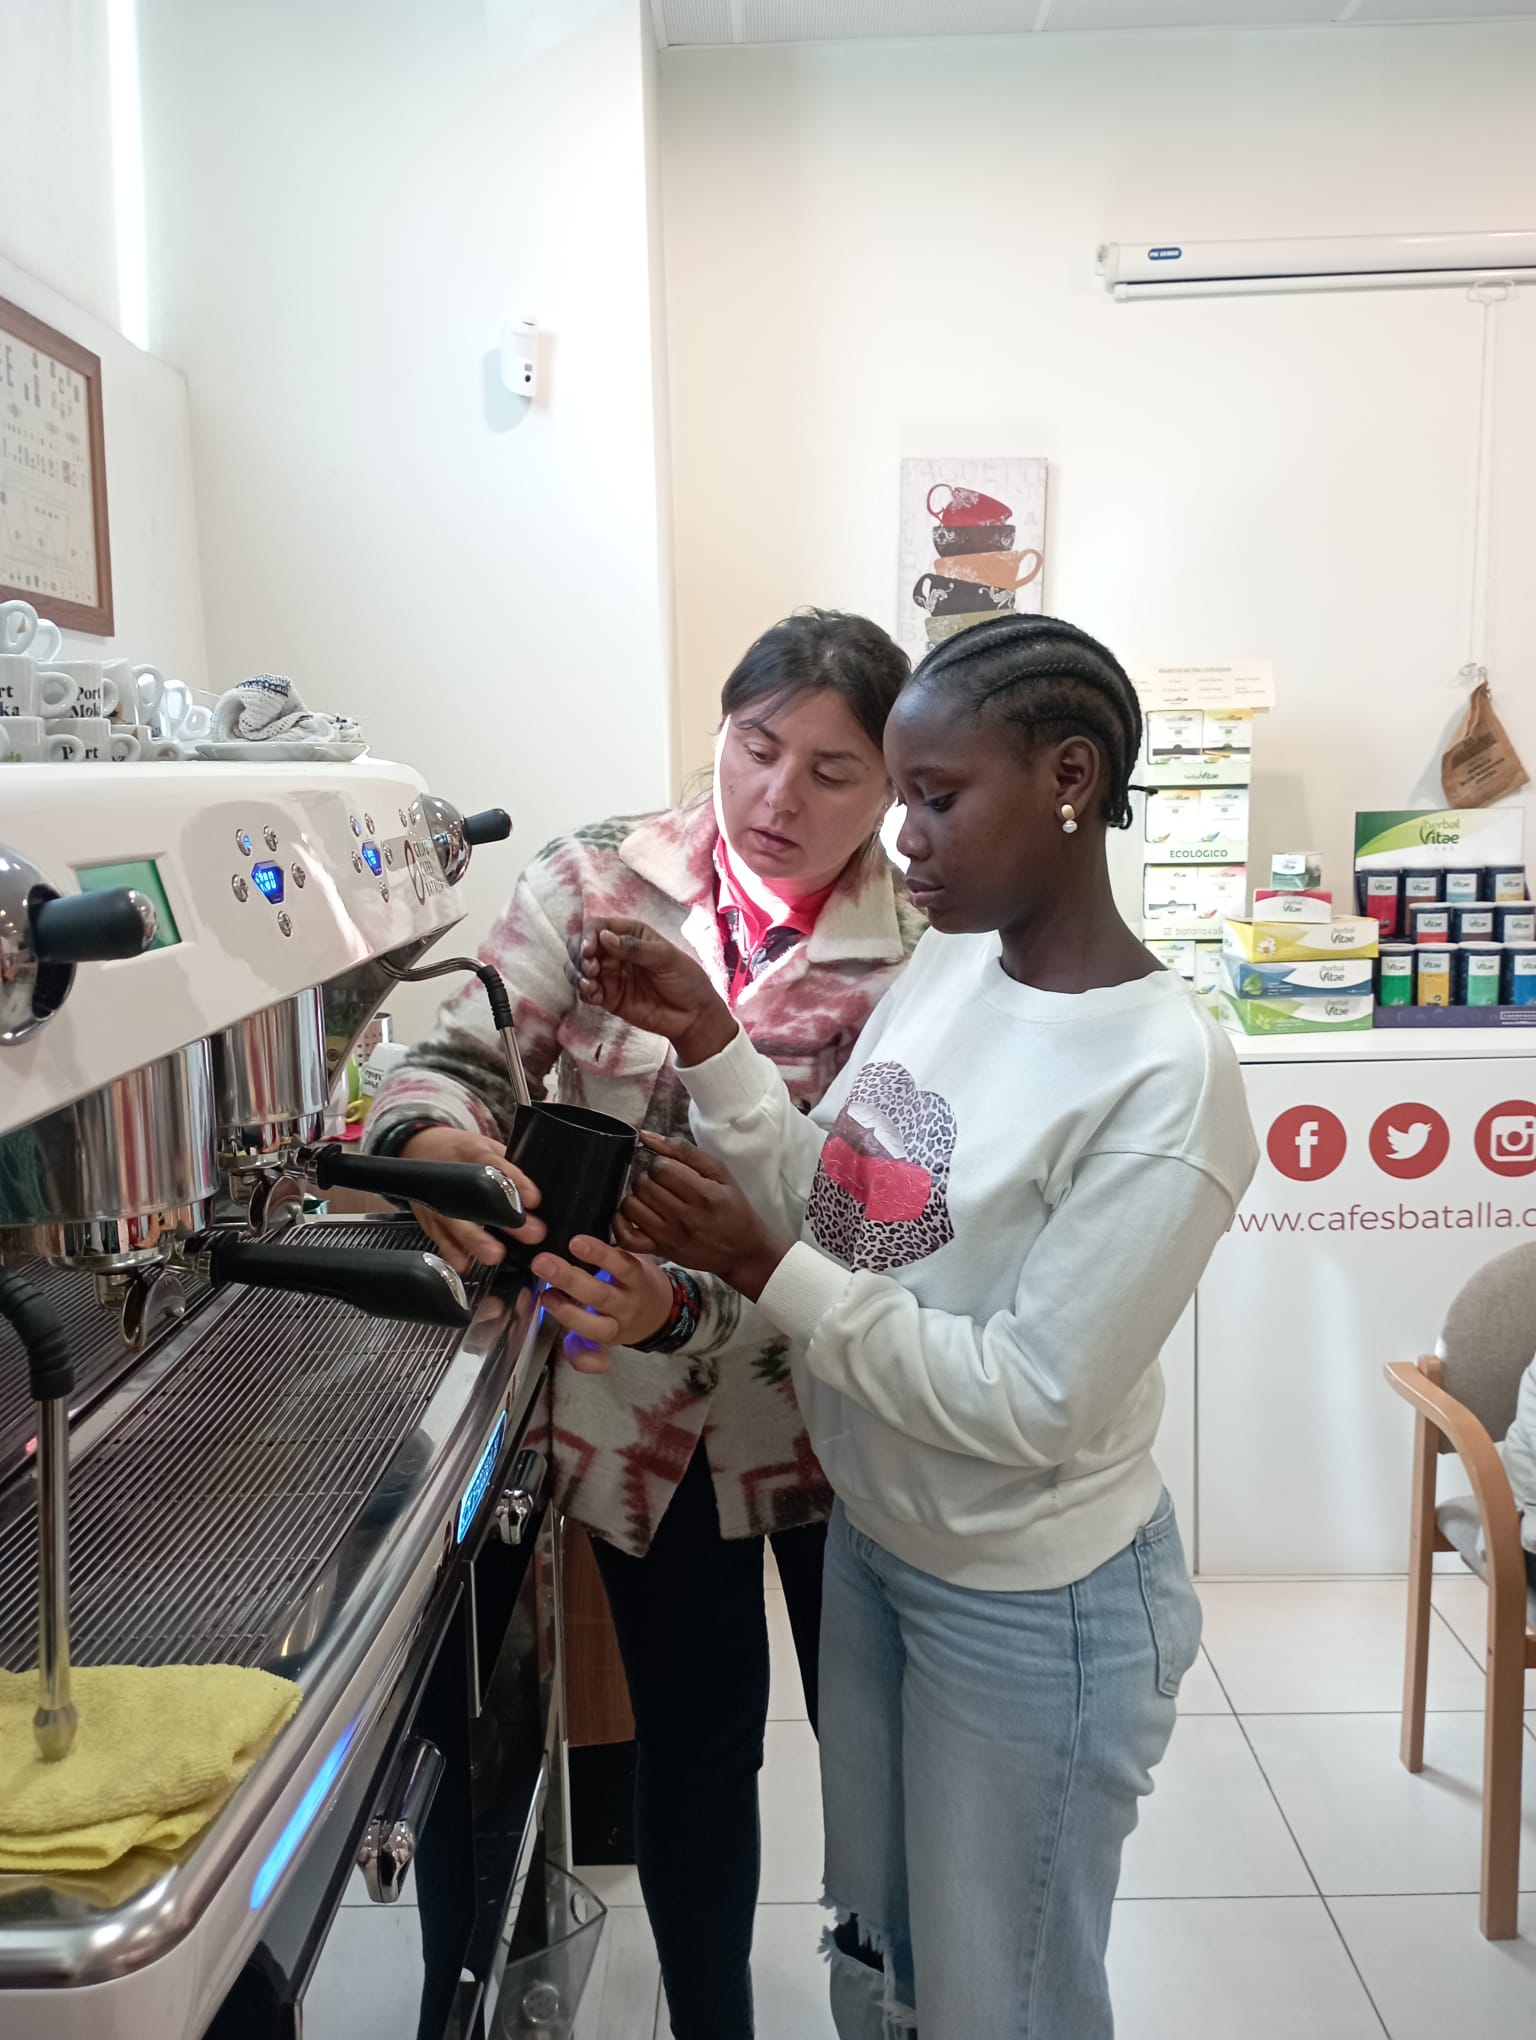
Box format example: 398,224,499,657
251,861,286,904
235,829,252,857
361,842,382,875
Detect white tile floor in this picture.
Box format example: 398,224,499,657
576,1570,1536,2039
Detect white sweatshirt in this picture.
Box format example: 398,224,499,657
682,929,1258,1591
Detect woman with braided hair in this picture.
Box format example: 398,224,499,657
558,612,1259,2037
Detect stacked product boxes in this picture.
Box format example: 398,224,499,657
1141,708,1252,1004
1354,809,1533,1024
1219,852,1380,1035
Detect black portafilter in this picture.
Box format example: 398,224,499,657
0,1273,77,1761
306,1144,525,1229
197,1236,471,1328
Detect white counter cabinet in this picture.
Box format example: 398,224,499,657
1171,1025,1536,1575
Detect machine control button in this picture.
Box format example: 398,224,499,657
291,862,307,889
379,881,390,903
236,830,252,857
263,826,279,853
398,807,409,829
352,851,365,874
384,845,395,867
350,815,362,837
277,912,293,938
230,874,249,902
364,813,375,834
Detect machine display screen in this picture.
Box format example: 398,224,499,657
251,860,285,904
75,859,181,950
361,842,382,875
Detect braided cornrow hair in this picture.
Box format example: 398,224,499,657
909,614,1143,829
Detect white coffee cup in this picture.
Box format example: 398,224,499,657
0,599,41,655
30,618,64,662
1,715,85,763
46,661,121,721
101,659,143,723
0,654,80,719
47,716,141,762
119,723,168,758
135,669,211,739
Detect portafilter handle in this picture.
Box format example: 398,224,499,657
0,1273,77,1762
199,1237,471,1327
306,1144,525,1228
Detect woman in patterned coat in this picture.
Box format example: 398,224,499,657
365,609,923,2039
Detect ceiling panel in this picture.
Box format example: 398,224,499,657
740,0,1039,38
660,0,1536,40
1348,0,1536,17
659,0,736,45
1046,0,1340,24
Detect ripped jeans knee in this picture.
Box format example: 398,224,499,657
822,1905,918,2038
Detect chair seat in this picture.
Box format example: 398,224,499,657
1436,1496,1536,1629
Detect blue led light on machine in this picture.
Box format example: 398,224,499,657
361,842,382,876
251,861,285,904
456,1410,507,1545
249,1716,360,1910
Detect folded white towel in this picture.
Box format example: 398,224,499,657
212,675,337,745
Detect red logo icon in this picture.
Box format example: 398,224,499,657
1267,1105,1347,1182
1474,1099,1536,1177
1369,1103,1450,1180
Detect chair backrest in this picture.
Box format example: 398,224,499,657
1437,1241,1536,1445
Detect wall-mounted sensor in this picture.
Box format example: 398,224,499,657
500,320,540,401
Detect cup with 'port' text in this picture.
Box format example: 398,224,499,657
46,717,141,763
45,662,121,721
0,655,79,720
1,716,86,763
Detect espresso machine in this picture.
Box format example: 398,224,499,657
0,761,572,2039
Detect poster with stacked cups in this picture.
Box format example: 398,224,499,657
896,458,1047,665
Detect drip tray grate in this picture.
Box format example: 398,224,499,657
0,1222,476,1673
0,1261,203,1482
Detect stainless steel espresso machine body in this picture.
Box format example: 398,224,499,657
0,762,568,2040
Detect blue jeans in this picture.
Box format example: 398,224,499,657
819,1494,1200,2039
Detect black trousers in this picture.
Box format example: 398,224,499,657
590,1442,827,2040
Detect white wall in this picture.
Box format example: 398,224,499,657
659,24,1536,911
0,0,119,327
139,0,675,1035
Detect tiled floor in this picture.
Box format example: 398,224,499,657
576,1571,1536,2039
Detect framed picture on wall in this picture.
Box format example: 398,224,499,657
897,456,1047,665
0,294,114,637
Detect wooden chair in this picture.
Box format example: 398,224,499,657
1385,1241,1536,1940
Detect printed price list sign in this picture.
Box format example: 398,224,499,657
0,296,112,635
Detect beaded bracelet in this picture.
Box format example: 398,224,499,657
632,1265,704,1354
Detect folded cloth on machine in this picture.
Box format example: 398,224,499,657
211,673,338,745
0,1663,299,1872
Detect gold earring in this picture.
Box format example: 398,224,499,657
1060,804,1078,836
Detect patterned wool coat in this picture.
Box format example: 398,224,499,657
366,801,925,1555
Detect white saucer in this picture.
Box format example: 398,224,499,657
193,740,368,763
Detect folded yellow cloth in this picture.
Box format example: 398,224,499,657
0,1664,300,1873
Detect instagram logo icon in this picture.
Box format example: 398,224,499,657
1474,1100,1536,1178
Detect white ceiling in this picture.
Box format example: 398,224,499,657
652,0,1536,47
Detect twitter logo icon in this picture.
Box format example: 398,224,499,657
1371,1107,1448,1178
1386,1122,1431,1160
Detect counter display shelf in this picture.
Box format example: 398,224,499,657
1170,1027,1536,1575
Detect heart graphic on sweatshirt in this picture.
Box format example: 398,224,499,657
808,1062,956,1273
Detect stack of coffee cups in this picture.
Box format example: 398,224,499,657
0,600,211,763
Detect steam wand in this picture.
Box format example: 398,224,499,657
0,1273,76,1760
378,956,532,1110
